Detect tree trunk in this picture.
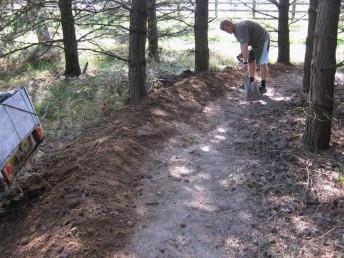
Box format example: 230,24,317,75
34,0,51,46
277,0,290,64
194,0,209,72
177,3,181,15
36,15,52,55
303,0,318,93
58,0,81,77
129,0,148,105
27,0,51,45
148,0,159,62
36,25,51,45
252,0,256,19
24,0,53,59
303,0,341,151
291,0,296,20
215,0,218,18
33,23,54,60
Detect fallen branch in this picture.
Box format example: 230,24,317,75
313,227,337,240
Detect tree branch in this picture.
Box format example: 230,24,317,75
238,0,278,19
78,47,129,62
267,0,279,8
335,60,344,68
289,13,307,25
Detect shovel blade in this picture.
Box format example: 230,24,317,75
244,81,261,101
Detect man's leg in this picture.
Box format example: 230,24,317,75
260,64,268,82
249,62,256,81
256,40,269,94
260,64,267,81
259,64,268,94
248,49,256,82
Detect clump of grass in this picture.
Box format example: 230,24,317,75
334,162,344,186
339,176,344,186
148,47,235,75
159,48,195,71
0,58,62,91
209,49,235,69
35,73,128,138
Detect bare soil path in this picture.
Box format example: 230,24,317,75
0,65,343,258
125,89,267,257
123,66,344,257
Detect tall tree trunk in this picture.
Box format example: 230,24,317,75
34,23,54,60
303,0,318,93
215,0,218,18
252,0,256,19
36,24,51,45
58,0,81,77
303,0,341,151
129,0,148,105
25,0,53,58
277,0,290,64
194,0,209,72
148,0,159,62
291,0,296,20
36,9,52,55
177,3,181,15
34,0,51,45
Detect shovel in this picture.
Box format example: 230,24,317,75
243,74,261,101
236,54,261,101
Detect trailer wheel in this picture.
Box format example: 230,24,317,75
33,126,44,143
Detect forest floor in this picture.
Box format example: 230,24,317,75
0,64,343,257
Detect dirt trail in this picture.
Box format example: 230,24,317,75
124,66,344,257
0,65,343,258
125,92,266,257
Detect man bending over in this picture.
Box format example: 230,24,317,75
220,19,270,94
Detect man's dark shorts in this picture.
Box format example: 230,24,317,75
248,39,270,65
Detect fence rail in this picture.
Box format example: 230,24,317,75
209,0,309,19
158,1,309,20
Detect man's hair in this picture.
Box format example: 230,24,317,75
220,19,233,30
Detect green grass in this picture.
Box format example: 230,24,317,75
339,176,344,187
335,162,344,174
35,74,128,138
0,56,63,91
334,162,344,186
209,50,235,68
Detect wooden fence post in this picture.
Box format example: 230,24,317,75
292,1,297,20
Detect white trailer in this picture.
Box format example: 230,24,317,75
0,87,44,192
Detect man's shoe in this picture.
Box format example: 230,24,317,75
259,86,267,94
